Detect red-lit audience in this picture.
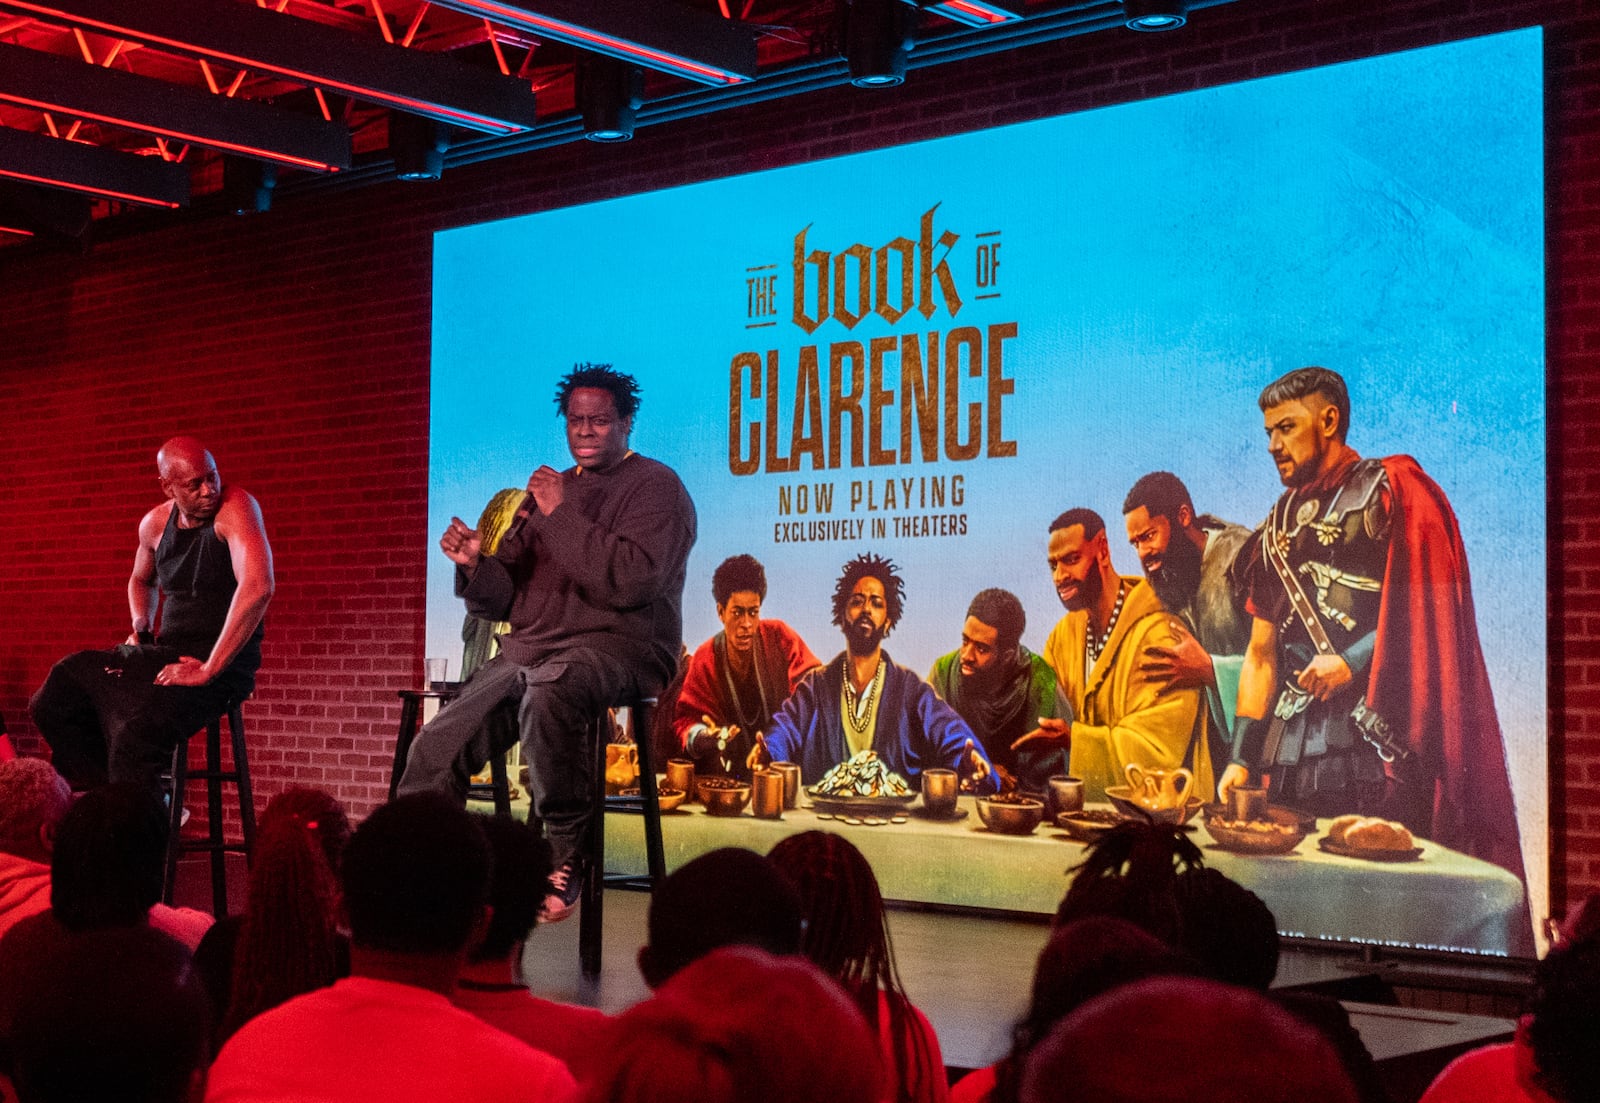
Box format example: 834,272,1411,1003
453,814,612,1079
0,757,70,942
202,792,574,1103
1418,894,1600,1103
767,830,950,1103
1021,975,1359,1103
5,761,1585,1103
587,946,883,1103
950,917,1195,1103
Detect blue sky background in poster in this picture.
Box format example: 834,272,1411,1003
430,28,1545,944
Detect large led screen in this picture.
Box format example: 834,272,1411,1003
430,28,1546,957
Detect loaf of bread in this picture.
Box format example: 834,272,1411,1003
1335,816,1414,851
1327,815,1363,845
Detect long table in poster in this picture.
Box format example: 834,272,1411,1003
601,796,1532,957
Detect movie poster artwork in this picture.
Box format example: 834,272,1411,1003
429,28,1545,956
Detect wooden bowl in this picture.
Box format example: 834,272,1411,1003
697,777,751,816
976,795,1045,835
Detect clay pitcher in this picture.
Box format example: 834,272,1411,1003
1124,762,1193,810
605,743,639,794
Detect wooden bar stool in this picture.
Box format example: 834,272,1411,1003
579,696,664,978
163,700,255,916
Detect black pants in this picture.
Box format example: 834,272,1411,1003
396,649,646,867
30,645,253,795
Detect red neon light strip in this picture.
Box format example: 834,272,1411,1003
0,224,38,236
933,0,1014,23
6,3,529,133
450,0,745,84
0,93,339,170
0,167,181,207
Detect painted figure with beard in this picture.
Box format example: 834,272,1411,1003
1122,472,1253,783
1015,509,1211,803
759,554,997,793
673,554,822,780
1221,367,1523,880
927,589,1071,795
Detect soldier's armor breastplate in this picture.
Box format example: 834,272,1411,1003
1272,459,1390,676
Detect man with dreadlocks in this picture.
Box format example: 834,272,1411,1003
759,554,996,794
400,364,696,925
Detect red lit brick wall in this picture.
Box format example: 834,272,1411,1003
0,0,1593,907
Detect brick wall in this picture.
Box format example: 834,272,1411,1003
1,0,1593,907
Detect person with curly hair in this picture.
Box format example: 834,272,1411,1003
1420,895,1600,1103
760,554,994,792
768,831,948,1103
400,363,697,924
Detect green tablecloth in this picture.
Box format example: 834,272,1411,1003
603,796,1533,957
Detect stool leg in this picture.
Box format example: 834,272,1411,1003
230,704,256,860
206,717,227,917
163,741,188,905
490,752,511,818
633,702,665,885
578,714,605,978
390,695,422,801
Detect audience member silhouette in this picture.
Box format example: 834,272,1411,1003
951,917,1195,1103
1021,976,1358,1103
455,813,612,1077
9,925,210,1103
192,786,352,1045
1052,821,1200,943
0,781,211,1024
636,846,802,988
1421,897,1600,1103
586,946,884,1103
0,758,71,942
768,830,949,1103
204,793,574,1103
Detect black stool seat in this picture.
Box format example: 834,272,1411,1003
163,700,255,916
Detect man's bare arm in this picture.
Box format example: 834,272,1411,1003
1217,616,1279,800
156,489,274,686
126,504,166,642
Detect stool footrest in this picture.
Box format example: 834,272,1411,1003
601,873,654,891
175,842,252,855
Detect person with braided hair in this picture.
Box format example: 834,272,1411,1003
768,831,949,1103
193,787,351,1047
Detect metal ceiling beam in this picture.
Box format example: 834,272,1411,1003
0,0,541,134
0,123,189,206
423,0,759,85
0,43,351,171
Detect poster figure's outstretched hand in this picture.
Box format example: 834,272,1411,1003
1217,762,1252,803
1013,716,1070,752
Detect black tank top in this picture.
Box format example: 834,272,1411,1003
155,505,264,673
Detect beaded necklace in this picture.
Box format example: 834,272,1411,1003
1085,579,1128,668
